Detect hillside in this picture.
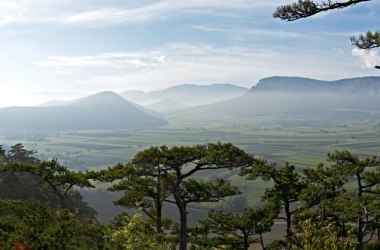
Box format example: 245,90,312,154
145,99,189,114
120,83,249,107
252,76,380,94
171,76,380,118
0,91,167,132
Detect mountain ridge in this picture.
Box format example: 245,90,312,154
0,91,167,132
170,76,380,119
120,83,249,107
252,76,380,94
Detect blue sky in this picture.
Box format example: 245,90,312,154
0,0,379,107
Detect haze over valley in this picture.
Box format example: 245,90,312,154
2,75,380,183
1,76,379,134
1,77,379,228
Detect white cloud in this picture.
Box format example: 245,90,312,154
33,52,161,71
0,0,69,26
152,55,167,63
0,0,283,26
352,48,380,68
32,43,365,92
191,25,306,39
34,56,111,69
1,41,374,107
128,59,148,67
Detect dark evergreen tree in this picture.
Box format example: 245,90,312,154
98,142,253,250
241,162,304,249
0,200,105,250
191,204,276,250
294,151,380,250
0,144,96,219
95,156,172,235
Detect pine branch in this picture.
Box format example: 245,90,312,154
273,0,370,21
351,31,380,50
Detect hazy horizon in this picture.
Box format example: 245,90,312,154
0,0,379,107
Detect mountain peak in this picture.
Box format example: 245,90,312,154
72,91,131,108
0,91,167,131
76,91,123,101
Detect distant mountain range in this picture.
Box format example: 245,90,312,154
252,76,380,94
120,83,249,109
0,92,167,131
171,76,380,118
1,77,379,133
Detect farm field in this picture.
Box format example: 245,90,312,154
2,114,379,169
1,114,380,221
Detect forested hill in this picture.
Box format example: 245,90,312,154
0,91,167,131
252,76,380,94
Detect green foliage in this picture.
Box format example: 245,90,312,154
106,209,173,250
95,161,172,234
3,159,95,199
298,151,380,249
241,161,303,244
6,143,40,164
351,31,380,50
95,142,252,250
191,204,276,250
0,142,379,249
300,163,346,208
127,142,253,250
241,150,380,249
293,217,357,250
181,178,241,203
0,200,104,250
0,145,6,159
0,144,96,219
273,0,368,21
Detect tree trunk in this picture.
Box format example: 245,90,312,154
178,204,188,250
284,201,292,250
173,184,188,250
243,232,249,250
357,173,363,250
357,217,363,250
60,195,66,209
156,174,163,234
259,233,266,250
156,201,163,234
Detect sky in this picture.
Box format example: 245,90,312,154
0,0,379,107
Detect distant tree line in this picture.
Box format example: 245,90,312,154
0,142,379,249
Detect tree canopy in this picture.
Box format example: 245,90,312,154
97,142,253,250
0,143,379,249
